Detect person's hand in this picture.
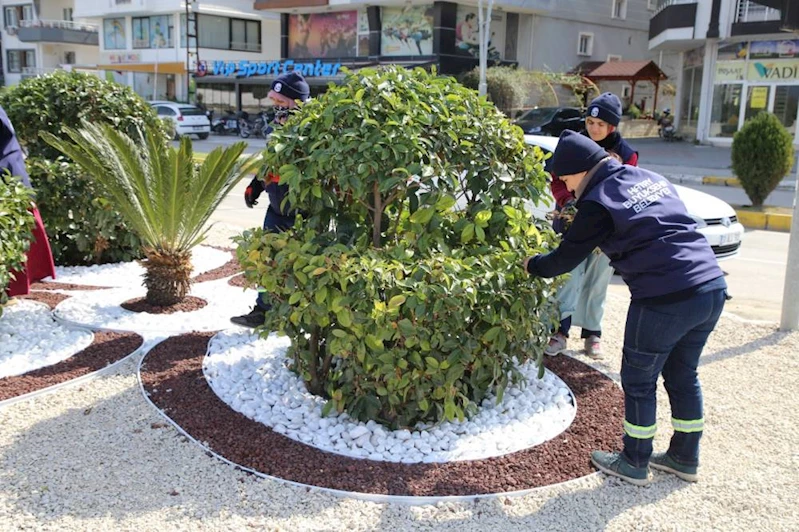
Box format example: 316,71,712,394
244,185,258,208
523,256,535,274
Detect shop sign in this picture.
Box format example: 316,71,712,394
104,53,142,64
198,59,342,79
748,58,799,81
749,39,799,60
715,60,745,81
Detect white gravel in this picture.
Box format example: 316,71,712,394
1,224,797,530
0,300,94,379
203,330,575,463
53,280,258,334
44,245,232,287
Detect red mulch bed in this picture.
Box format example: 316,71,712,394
29,281,109,291
0,331,143,403
18,291,72,310
140,333,624,497
121,296,207,314
192,250,242,283
227,274,250,288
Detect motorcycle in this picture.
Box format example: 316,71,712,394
658,112,678,142
239,111,270,139
211,110,240,136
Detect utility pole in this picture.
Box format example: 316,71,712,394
780,155,799,330
186,0,199,103
477,0,494,97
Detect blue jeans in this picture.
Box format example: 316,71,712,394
255,210,294,310
621,279,727,468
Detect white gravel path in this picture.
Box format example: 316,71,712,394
1,225,797,530
43,245,232,288
204,330,575,463
53,280,258,334
0,300,93,379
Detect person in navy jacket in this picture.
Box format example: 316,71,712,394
547,92,638,359
1,105,56,298
231,71,310,328
525,130,727,486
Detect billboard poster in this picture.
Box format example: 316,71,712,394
749,39,799,59
717,42,748,61
748,58,799,81
455,5,505,61
103,18,126,50
380,5,434,56
288,11,359,59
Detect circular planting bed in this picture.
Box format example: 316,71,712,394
121,296,208,314
139,332,624,499
0,299,144,405
227,274,250,289
204,330,576,463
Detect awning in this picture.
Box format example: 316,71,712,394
96,62,186,75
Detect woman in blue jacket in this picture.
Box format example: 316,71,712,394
525,130,727,486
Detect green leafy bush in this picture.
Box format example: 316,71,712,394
732,112,795,207
0,70,167,265
236,66,560,428
0,175,35,316
626,104,642,119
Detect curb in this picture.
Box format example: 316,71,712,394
734,209,792,232
699,175,796,191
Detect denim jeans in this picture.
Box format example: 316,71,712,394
621,279,727,468
255,210,294,311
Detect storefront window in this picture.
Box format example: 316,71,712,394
132,15,173,49
103,18,126,50
773,85,799,137
240,85,273,114
195,83,236,115
710,84,742,138
680,66,703,140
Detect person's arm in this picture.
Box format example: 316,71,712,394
550,174,574,208
525,201,614,278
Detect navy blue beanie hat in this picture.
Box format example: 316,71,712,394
587,92,622,127
271,71,310,102
551,130,609,176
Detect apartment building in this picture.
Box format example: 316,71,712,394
1,0,99,86
650,0,798,144
72,0,280,112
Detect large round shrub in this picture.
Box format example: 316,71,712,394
732,112,795,208
0,175,35,316
0,70,167,265
236,66,560,428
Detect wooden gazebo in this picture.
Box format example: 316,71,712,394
584,60,668,113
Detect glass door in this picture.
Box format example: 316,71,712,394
773,85,799,140
744,85,772,122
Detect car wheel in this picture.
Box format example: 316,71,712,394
198,133,209,140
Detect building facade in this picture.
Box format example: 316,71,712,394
1,0,99,86
650,0,799,144
71,0,280,112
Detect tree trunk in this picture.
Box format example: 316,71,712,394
142,248,193,306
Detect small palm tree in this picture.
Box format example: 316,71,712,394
43,121,260,306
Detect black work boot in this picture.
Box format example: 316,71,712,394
230,306,266,328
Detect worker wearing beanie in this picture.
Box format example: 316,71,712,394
525,130,727,486
547,92,638,360
232,71,311,327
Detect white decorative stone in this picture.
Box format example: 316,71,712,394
0,300,94,379
203,330,577,464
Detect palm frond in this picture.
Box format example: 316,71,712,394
42,121,261,255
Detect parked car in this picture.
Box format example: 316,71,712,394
149,101,210,140
514,107,584,137
523,135,744,261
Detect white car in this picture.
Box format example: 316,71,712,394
524,134,744,261
149,101,210,140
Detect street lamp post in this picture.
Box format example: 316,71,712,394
780,155,799,330
477,0,494,97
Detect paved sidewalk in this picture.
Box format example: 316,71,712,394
635,138,798,191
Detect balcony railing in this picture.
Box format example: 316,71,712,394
655,0,696,15
735,0,782,23
20,67,59,77
19,19,98,33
